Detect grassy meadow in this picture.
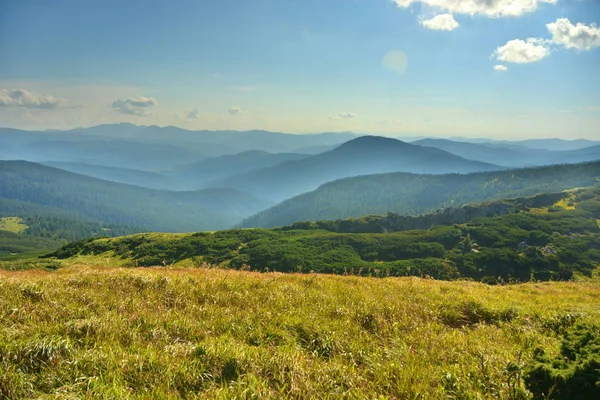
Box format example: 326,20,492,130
1,260,599,399
0,218,27,234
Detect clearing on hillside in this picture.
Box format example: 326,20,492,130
0,217,27,234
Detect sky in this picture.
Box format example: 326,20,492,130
0,0,599,139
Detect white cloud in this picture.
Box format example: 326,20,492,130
256,107,265,111
491,38,550,63
111,96,157,116
394,0,557,18
547,18,600,51
493,64,508,71
0,88,68,109
420,14,459,31
186,108,201,119
228,106,250,115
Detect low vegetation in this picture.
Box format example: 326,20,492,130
0,264,598,399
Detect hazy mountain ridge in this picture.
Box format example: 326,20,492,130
209,136,502,201
443,137,600,151
0,125,357,163
413,138,600,167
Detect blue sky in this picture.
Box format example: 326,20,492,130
0,0,599,139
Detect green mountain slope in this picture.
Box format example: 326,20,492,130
0,161,273,232
47,187,600,283
240,161,600,228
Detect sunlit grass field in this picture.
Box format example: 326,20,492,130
1,262,599,399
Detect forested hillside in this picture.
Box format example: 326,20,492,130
0,161,272,232
48,187,600,284
241,161,600,228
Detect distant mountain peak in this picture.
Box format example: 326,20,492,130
337,135,408,150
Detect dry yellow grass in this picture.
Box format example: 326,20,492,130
1,263,599,399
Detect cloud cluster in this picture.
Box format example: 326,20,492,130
547,18,600,51
329,112,356,121
0,88,68,109
420,14,459,31
491,18,600,67
394,0,556,18
111,96,157,116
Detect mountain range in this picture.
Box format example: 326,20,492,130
1,124,599,237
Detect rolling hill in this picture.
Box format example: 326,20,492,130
210,136,502,201
240,161,600,228
0,161,272,232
